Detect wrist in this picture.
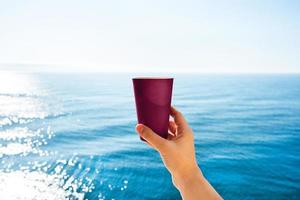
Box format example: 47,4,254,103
171,163,204,190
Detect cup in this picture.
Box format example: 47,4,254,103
132,77,173,141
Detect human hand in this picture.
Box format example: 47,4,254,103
135,106,222,200
135,106,200,188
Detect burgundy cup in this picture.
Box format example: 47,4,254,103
133,77,173,141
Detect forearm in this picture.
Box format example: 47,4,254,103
172,166,222,200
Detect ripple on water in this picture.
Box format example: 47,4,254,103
0,127,54,157
0,171,85,200
0,95,63,128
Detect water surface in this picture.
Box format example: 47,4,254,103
0,72,299,199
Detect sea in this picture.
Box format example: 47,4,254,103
0,71,299,200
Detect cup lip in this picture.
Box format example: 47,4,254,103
132,77,173,80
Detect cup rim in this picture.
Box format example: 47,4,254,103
132,77,173,80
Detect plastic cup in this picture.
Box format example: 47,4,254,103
132,77,173,141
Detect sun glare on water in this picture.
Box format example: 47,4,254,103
0,71,89,200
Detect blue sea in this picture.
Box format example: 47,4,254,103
0,72,299,200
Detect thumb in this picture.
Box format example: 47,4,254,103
136,124,168,152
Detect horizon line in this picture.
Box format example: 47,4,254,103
0,63,299,74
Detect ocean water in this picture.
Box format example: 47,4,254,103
0,72,299,200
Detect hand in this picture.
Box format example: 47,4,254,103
136,106,199,187
135,106,222,200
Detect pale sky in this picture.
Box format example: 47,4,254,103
0,0,299,73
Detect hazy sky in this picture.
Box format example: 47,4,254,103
0,0,299,73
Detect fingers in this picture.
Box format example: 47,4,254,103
170,106,189,130
168,121,177,135
167,132,176,140
135,124,168,152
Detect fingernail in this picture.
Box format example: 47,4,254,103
136,124,144,133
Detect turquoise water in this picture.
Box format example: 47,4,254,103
0,72,299,199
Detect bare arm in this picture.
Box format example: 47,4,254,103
135,106,222,200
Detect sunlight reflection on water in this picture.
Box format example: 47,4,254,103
0,72,95,200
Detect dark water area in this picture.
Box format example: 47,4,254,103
0,72,299,199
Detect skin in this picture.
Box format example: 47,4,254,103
135,106,222,200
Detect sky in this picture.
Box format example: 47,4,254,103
0,0,299,73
